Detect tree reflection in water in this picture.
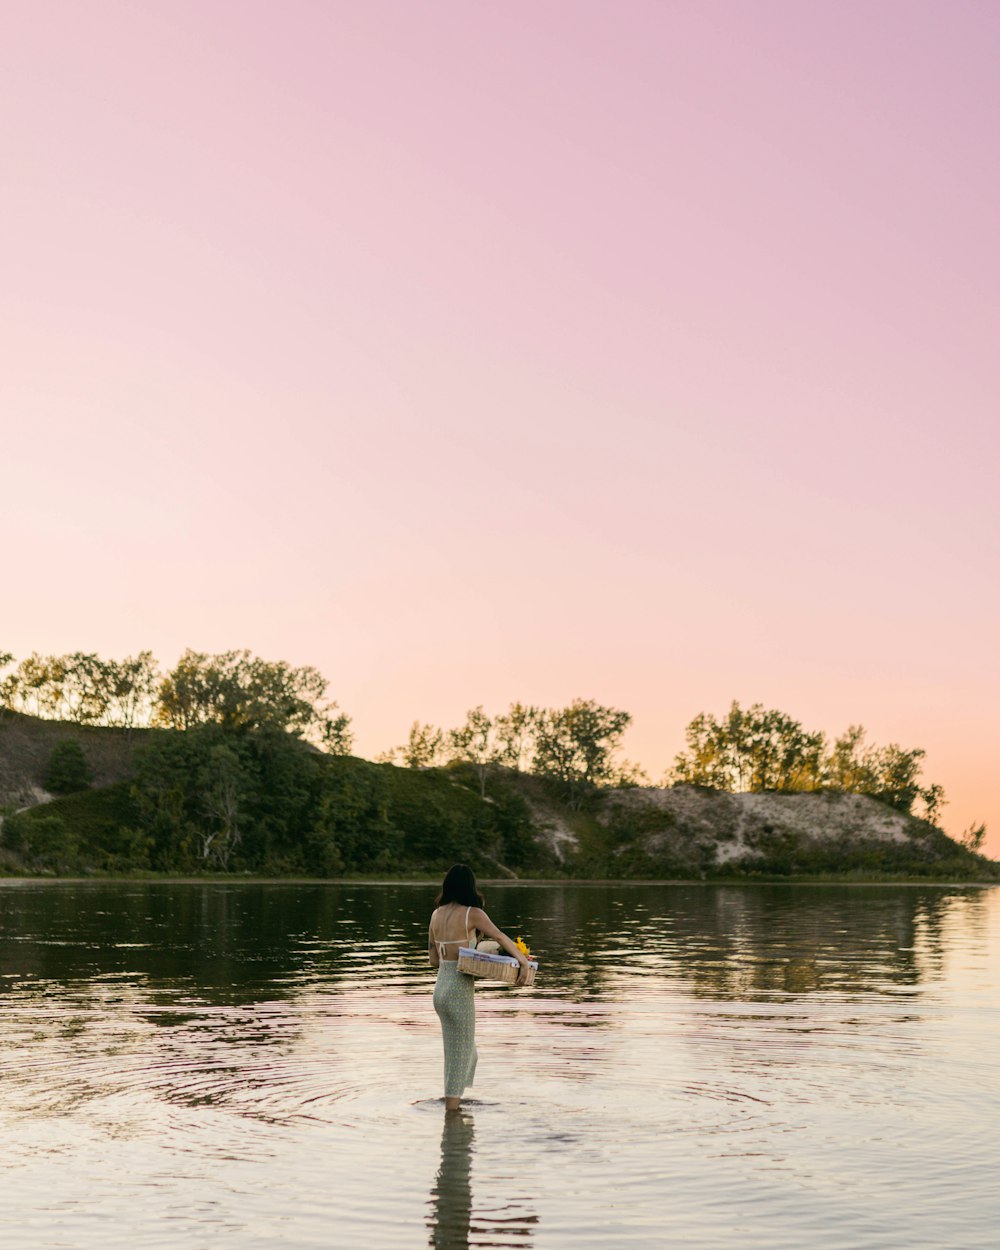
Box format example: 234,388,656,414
427,1112,538,1250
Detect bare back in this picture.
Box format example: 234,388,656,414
430,903,478,959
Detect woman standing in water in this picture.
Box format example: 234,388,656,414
429,864,532,1111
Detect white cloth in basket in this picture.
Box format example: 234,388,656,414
458,947,538,970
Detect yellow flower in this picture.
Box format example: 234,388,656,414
515,936,532,958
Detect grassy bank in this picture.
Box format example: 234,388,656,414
1,872,996,887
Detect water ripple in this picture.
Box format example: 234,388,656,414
1,881,999,1248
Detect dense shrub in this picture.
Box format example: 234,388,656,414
115,728,550,876
3,811,79,868
45,740,93,794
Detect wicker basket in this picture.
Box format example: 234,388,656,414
456,947,538,986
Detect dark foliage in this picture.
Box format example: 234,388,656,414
45,740,94,794
4,728,552,876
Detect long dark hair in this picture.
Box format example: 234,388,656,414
435,863,485,910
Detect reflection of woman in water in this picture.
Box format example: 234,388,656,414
427,1112,539,1250
427,1112,475,1250
429,864,532,1111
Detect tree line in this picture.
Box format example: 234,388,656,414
0,648,351,749
1,648,958,829
378,700,642,805
383,699,959,828
671,701,947,823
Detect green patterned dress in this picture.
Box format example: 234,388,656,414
433,907,478,1098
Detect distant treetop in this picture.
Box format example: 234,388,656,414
0,647,352,753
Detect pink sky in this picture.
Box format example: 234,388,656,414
2,2,998,853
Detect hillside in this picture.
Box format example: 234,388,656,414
1,712,996,880
0,709,146,807
593,785,993,877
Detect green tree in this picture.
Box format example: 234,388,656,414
670,710,732,789
381,721,446,769
2,812,78,868
919,783,947,827
155,649,352,749
447,706,496,797
305,789,347,876
312,762,396,871
318,708,353,754
961,822,987,853
6,652,67,719
45,740,94,794
493,702,537,771
825,725,875,792
531,699,632,806
825,725,934,812
0,650,162,732
4,652,94,722
610,758,650,788
103,652,160,735
0,651,13,724
748,707,825,791
131,730,208,870
673,702,824,792
674,707,941,813
63,652,113,723
870,742,926,813
198,741,249,868
132,724,350,875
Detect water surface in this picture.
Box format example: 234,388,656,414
1,881,997,1248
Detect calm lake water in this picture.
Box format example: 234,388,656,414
1,881,998,1249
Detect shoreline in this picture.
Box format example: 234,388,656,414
0,874,995,888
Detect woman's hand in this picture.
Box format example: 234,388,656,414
515,959,531,987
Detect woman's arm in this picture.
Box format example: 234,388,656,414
428,921,440,968
469,908,532,985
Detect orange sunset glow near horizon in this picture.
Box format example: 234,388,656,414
3,3,998,854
